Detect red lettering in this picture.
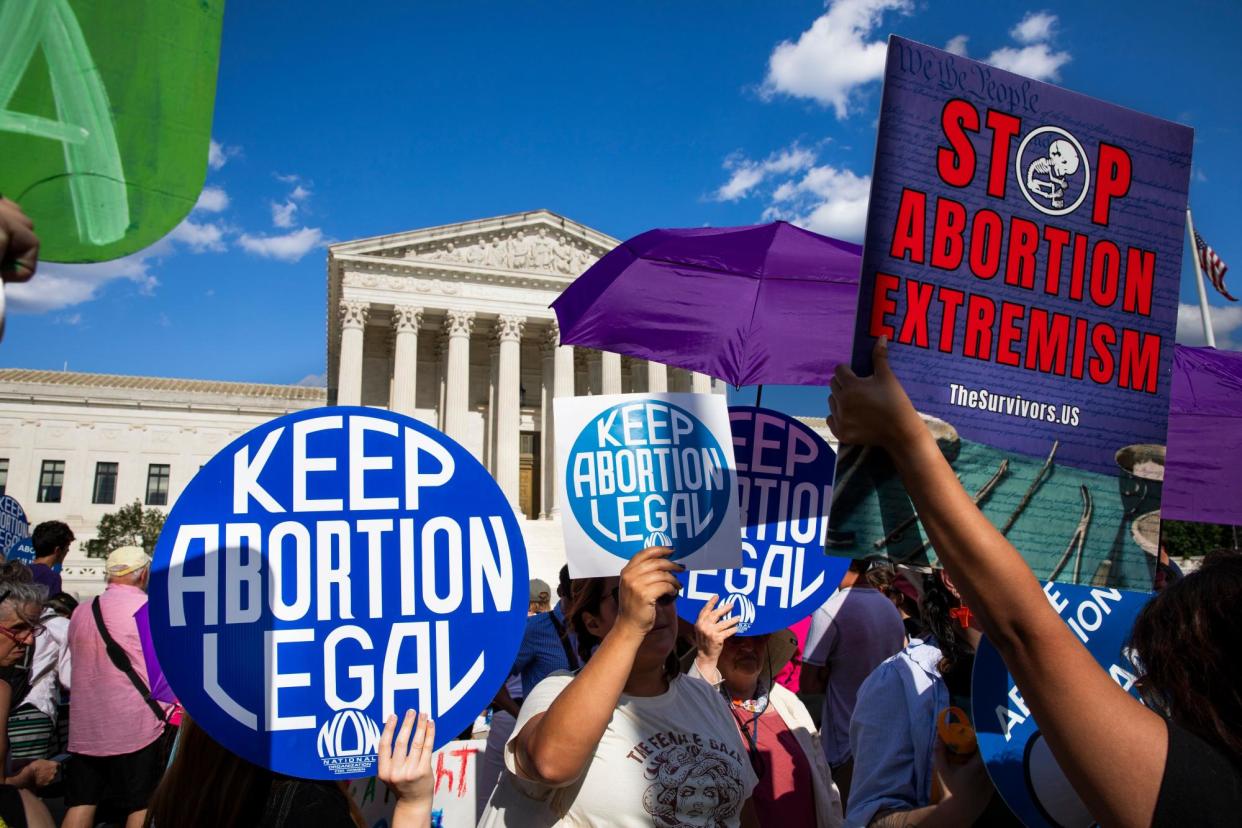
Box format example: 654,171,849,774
1069,233,1088,301
1005,217,1039,289
1089,323,1117,384
930,197,966,270
963,295,995,360
870,272,900,339
1119,329,1161,393
1026,308,1070,376
890,189,926,263
1090,240,1121,308
968,210,1003,279
1043,225,1070,297
1092,142,1132,226
899,279,935,348
938,99,980,188
985,110,1022,198
996,302,1025,367
938,287,965,353
1123,247,1156,316
1070,317,1088,379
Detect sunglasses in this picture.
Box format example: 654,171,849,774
607,586,677,607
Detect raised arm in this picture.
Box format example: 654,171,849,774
827,337,1166,828
515,548,682,786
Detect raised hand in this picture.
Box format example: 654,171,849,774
0,197,39,282
693,594,740,680
827,336,924,450
615,546,684,637
378,710,435,827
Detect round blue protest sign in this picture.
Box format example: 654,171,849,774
6,538,35,566
566,399,733,562
677,407,847,637
0,496,30,561
149,407,528,779
972,583,1151,828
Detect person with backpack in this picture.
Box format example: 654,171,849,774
62,547,170,828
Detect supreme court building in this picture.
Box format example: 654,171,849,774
0,210,730,594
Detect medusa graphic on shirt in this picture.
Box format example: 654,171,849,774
642,743,745,828
1015,126,1091,216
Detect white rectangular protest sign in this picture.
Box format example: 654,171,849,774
554,392,742,578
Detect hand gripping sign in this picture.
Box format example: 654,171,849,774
148,408,528,779
677,408,848,636
971,582,1151,828
555,392,742,578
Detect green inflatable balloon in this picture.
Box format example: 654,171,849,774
0,0,225,263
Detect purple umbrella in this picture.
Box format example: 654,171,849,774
1163,344,1242,526
552,221,862,388
134,602,177,705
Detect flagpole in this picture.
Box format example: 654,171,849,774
1187,208,1217,348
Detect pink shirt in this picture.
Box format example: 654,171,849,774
67,584,165,756
774,616,813,692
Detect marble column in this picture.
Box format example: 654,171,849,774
337,300,369,406
713,377,729,396
587,351,602,395
443,310,475,442
389,305,422,416
495,314,525,506
486,341,499,471
540,327,557,519
552,328,575,517
692,371,713,394
601,351,622,395
646,360,668,393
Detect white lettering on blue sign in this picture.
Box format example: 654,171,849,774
149,408,527,780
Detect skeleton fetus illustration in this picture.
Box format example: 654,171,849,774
1026,139,1081,208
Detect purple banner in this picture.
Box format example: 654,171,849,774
829,37,1193,589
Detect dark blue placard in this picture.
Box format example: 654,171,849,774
972,582,1151,827
0,496,29,561
677,407,847,636
6,538,35,565
148,407,528,780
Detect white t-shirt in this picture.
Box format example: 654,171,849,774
479,671,758,827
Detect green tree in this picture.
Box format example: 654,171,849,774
84,500,165,558
1160,518,1238,559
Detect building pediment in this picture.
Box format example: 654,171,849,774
330,209,618,279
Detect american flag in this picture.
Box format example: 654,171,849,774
1195,231,1236,302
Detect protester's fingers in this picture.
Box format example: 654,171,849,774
717,613,741,632
419,717,435,769
379,714,397,775
696,594,719,624
0,199,33,229
636,571,682,595
829,374,844,395
828,393,842,426
395,709,417,761
409,712,430,767
833,362,858,387
872,335,891,377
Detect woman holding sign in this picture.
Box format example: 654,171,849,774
479,547,761,827
692,597,843,828
827,337,1242,827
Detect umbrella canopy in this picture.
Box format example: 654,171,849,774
1163,344,1242,526
134,602,177,704
551,221,862,387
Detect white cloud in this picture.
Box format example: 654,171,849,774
1011,11,1057,44
238,227,325,262
945,35,970,56
271,200,298,228
763,164,872,241
194,186,229,213
169,218,228,253
7,248,162,313
274,172,301,184
985,42,1071,81
208,139,239,170
762,0,912,118
289,185,311,202
294,372,326,387
715,147,816,201
1177,302,1242,348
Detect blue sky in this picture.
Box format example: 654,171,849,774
5,0,1240,417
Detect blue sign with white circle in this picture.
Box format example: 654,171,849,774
148,407,528,779
972,582,1151,828
566,399,732,562
6,538,35,565
0,496,29,562
677,407,847,637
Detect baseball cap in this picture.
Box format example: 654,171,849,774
106,546,151,577
529,578,552,603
